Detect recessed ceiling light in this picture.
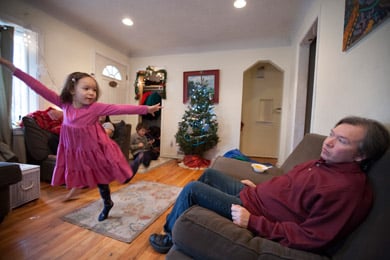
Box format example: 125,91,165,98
234,0,247,8
122,18,134,26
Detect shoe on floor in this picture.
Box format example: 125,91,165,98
149,233,173,254
98,200,114,221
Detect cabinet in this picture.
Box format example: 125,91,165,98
10,164,40,209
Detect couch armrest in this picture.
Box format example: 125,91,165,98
210,156,284,184
0,162,22,186
172,206,328,260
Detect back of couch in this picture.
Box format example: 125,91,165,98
333,148,389,260
210,133,327,184
22,116,52,163
112,121,131,160
281,133,325,173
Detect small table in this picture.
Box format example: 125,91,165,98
9,164,40,209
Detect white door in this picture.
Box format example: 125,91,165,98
95,53,128,122
240,63,282,158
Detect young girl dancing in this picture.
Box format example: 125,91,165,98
0,57,161,221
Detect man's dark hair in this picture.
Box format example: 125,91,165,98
336,116,390,171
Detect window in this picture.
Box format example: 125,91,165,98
102,65,122,80
10,25,39,124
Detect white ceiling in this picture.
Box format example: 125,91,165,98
22,0,312,57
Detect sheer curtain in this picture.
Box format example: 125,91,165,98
0,25,14,146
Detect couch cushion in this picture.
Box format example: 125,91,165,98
172,206,328,260
166,246,194,260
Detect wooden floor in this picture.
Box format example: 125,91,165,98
0,160,203,260
0,157,277,259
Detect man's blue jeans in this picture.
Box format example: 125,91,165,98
163,168,245,235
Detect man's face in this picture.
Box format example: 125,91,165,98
321,123,367,164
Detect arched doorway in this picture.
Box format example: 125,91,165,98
240,61,283,159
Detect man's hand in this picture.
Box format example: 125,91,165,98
241,179,256,188
231,204,250,228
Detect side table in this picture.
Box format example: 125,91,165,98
9,164,40,209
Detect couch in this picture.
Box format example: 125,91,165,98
167,133,389,260
0,162,22,223
22,116,131,182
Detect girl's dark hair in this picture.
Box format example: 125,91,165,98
336,116,390,171
60,72,100,103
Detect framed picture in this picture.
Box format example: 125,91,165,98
183,70,219,103
342,0,389,51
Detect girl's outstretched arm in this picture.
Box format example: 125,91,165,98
0,57,17,72
0,57,61,106
147,103,162,116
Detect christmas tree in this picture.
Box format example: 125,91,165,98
175,82,219,167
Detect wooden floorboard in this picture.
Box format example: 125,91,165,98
0,159,203,260
0,157,276,259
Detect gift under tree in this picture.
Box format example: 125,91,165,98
175,83,219,168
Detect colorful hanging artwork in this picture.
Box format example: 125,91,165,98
343,0,389,51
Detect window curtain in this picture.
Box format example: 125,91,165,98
0,25,14,146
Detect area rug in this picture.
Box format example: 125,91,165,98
137,157,173,173
62,181,182,243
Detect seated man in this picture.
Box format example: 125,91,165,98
149,116,390,254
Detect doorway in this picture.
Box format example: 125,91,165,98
293,20,318,148
304,36,317,134
95,53,128,123
240,62,283,158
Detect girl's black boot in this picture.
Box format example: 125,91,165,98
97,184,114,221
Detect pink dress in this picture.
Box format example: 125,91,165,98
14,69,148,188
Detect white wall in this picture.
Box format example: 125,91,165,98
1,0,296,162
292,0,390,138
283,0,390,163
0,0,133,118
129,48,294,160
312,0,390,133
4,0,387,163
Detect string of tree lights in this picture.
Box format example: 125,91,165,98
175,84,219,160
